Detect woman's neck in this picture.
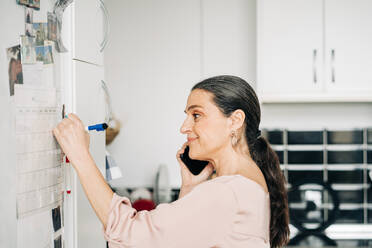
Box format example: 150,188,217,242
210,143,255,177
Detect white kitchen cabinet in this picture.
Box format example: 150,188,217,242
257,0,323,97
257,0,372,102
73,60,106,248
72,0,108,65
324,0,372,96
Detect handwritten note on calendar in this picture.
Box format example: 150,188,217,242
14,85,63,218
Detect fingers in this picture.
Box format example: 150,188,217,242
54,117,71,135
66,113,85,129
67,113,81,123
176,142,194,178
53,114,83,143
198,163,214,178
52,125,60,139
176,142,188,162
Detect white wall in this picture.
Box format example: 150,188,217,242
202,0,256,83
104,0,256,188
104,0,372,188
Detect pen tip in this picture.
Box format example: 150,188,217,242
103,123,108,130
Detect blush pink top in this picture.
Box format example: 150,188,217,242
103,175,271,248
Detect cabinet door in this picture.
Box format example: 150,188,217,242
257,0,323,99
73,0,108,65
325,0,372,96
73,60,106,248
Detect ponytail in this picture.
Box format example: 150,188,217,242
249,136,290,248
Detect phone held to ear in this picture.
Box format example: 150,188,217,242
180,146,208,175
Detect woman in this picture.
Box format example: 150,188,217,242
53,75,289,248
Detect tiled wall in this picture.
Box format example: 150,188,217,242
264,129,372,226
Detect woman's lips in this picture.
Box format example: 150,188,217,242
187,137,197,143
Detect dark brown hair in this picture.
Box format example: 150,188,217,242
192,75,290,247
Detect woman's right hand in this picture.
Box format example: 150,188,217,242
176,143,214,196
53,113,91,167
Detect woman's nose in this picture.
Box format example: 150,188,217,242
180,118,191,134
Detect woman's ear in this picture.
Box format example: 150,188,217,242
229,109,245,131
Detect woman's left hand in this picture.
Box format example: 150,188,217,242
176,143,214,196
53,113,90,166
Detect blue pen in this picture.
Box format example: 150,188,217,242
85,123,108,132
64,115,108,132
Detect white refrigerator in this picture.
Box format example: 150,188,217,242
0,0,109,247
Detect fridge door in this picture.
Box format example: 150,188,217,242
74,60,106,248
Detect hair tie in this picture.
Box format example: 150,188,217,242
256,130,261,139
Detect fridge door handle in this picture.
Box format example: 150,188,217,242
101,80,113,122
99,0,110,52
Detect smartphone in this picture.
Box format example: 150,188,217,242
180,146,209,175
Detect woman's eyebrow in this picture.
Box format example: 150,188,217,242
184,104,203,113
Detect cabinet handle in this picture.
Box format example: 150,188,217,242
99,0,110,52
313,49,317,83
331,49,335,83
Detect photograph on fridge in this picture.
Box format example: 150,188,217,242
25,7,33,24
16,0,28,6
52,206,62,232
25,23,34,37
6,45,23,96
35,45,54,64
20,35,36,64
17,0,40,10
35,46,44,63
47,12,57,41
33,23,47,46
53,235,62,248
44,45,54,64
30,0,40,10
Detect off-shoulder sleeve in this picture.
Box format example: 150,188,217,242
103,181,237,248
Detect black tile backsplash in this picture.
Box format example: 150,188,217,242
327,130,363,144
367,129,372,144
334,189,364,203
288,131,323,144
275,150,284,164
328,170,364,184
288,151,323,164
335,209,364,224
265,128,372,234
288,170,323,184
368,150,372,163
265,130,283,144
328,150,363,164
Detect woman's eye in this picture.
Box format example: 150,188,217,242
193,113,200,119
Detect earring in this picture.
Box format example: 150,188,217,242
231,130,238,146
